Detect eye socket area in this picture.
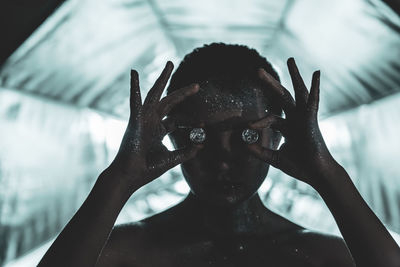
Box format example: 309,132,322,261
176,125,260,145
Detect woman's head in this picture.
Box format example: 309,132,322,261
167,43,282,207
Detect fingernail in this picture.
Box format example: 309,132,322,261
131,69,138,77
258,68,267,78
192,83,200,92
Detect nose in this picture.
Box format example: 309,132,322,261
215,131,235,171
219,161,230,171
219,131,232,153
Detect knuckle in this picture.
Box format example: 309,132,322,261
306,105,318,114
260,149,270,159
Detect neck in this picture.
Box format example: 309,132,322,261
181,192,272,236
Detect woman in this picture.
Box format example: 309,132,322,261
39,43,400,266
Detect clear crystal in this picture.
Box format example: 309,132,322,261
242,129,259,144
189,128,206,143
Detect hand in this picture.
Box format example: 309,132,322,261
247,58,338,188
109,61,202,192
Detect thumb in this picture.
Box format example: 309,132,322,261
247,143,281,168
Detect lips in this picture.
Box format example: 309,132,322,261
208,173,243,193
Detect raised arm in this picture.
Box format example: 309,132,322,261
38,62,202,267
247,58,400,267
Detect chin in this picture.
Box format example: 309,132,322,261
191,186,257,207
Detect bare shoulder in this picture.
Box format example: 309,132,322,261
284,229,355,267
96,209,180,267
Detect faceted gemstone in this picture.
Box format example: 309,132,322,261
189,128,206,143
241,129,259,144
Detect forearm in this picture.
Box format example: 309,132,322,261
38,168,132,267
316,162,400,267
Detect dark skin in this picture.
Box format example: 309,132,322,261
38,59,400,267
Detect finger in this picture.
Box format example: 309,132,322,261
247,144,281,168
161,117,177,135
151,145,203,175
249,114,289,137
158,83,200,118
130,70,142,117
287,58,308,109
144,61,174,107
258,68,295,116
307,70,321,115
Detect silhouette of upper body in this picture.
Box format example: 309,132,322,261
39,43,400,267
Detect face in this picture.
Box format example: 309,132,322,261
169,82,281,207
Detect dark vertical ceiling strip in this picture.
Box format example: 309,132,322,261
264,0,296,49
366,0,400,33
145,0,180,51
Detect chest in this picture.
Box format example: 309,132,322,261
120,239,316,267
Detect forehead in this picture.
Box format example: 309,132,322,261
176,83,269,126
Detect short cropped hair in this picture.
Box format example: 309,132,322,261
167,43,282,115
